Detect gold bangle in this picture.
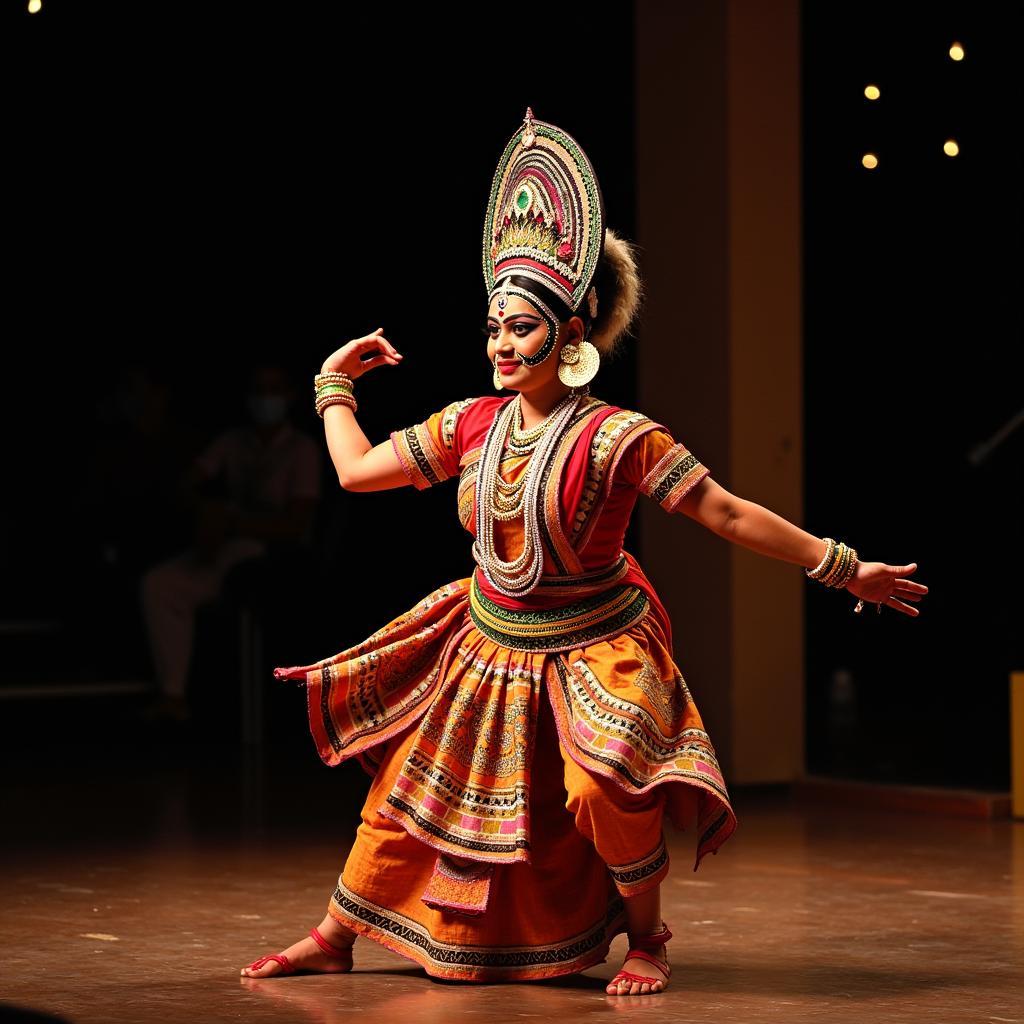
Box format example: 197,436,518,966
805,537,836,580
821,543,850,586
317,394,357,419
806,537,859,589
316,390,357,407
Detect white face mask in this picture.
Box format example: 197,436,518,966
247,394,290,426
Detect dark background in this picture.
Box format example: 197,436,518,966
2,1,1020,819
801,2,1022,788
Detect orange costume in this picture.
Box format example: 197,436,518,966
273,392,738,982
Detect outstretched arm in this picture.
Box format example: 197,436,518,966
675,476,828,569
673,476,928,616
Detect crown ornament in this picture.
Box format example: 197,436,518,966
483,107,606,315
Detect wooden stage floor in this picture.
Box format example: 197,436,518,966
1,738,1021,1023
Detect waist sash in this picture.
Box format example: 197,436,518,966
468,568,650,653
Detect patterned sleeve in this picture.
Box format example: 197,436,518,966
621,426,711,513
389,397,479,490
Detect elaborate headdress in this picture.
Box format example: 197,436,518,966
482,107,606,390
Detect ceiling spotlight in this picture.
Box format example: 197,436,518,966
949,41,965,61
864,84,881,100
943,139,960,157
862,153,879,169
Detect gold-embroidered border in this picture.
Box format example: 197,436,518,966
469,574,649,652
639,442,710,512
329,873,628,981
574,414,665,552
390,422,449,490
550,655,731,798
390,398,479,491
607,832,671,897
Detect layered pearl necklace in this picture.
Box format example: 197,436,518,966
473,390,584,597
492,398,566,520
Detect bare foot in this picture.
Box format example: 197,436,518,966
240,917,357,978
605,943,670,996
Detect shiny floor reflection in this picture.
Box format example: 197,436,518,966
1,736,1022,1023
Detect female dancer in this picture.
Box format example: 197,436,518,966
241,109,927,995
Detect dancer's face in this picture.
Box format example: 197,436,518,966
485,294,583,395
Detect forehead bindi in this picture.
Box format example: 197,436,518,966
488,294,539,320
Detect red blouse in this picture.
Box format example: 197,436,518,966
390,395,710,637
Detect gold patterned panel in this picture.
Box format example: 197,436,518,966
572,411,664,551
442,397,478,450
631,646,692,726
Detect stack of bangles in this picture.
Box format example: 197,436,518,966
805,536,877,615
314,371,357,418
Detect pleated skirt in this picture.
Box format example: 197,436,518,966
274,575,738,982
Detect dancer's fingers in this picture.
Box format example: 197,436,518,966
895,579,928,594
885,596,920,616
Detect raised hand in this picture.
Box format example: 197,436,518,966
845,561,928,616
320,327,403,380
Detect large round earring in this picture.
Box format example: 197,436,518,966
493,356,504,391
557,340,600,388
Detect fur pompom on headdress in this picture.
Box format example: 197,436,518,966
588,226,645,359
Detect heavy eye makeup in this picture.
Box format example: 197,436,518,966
481,319,540,339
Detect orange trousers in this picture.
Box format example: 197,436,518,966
324,682,672,981
558,722,670,899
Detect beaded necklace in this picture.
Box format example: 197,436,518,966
473,390,584,597
492,397,562,518
509,399,558,451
